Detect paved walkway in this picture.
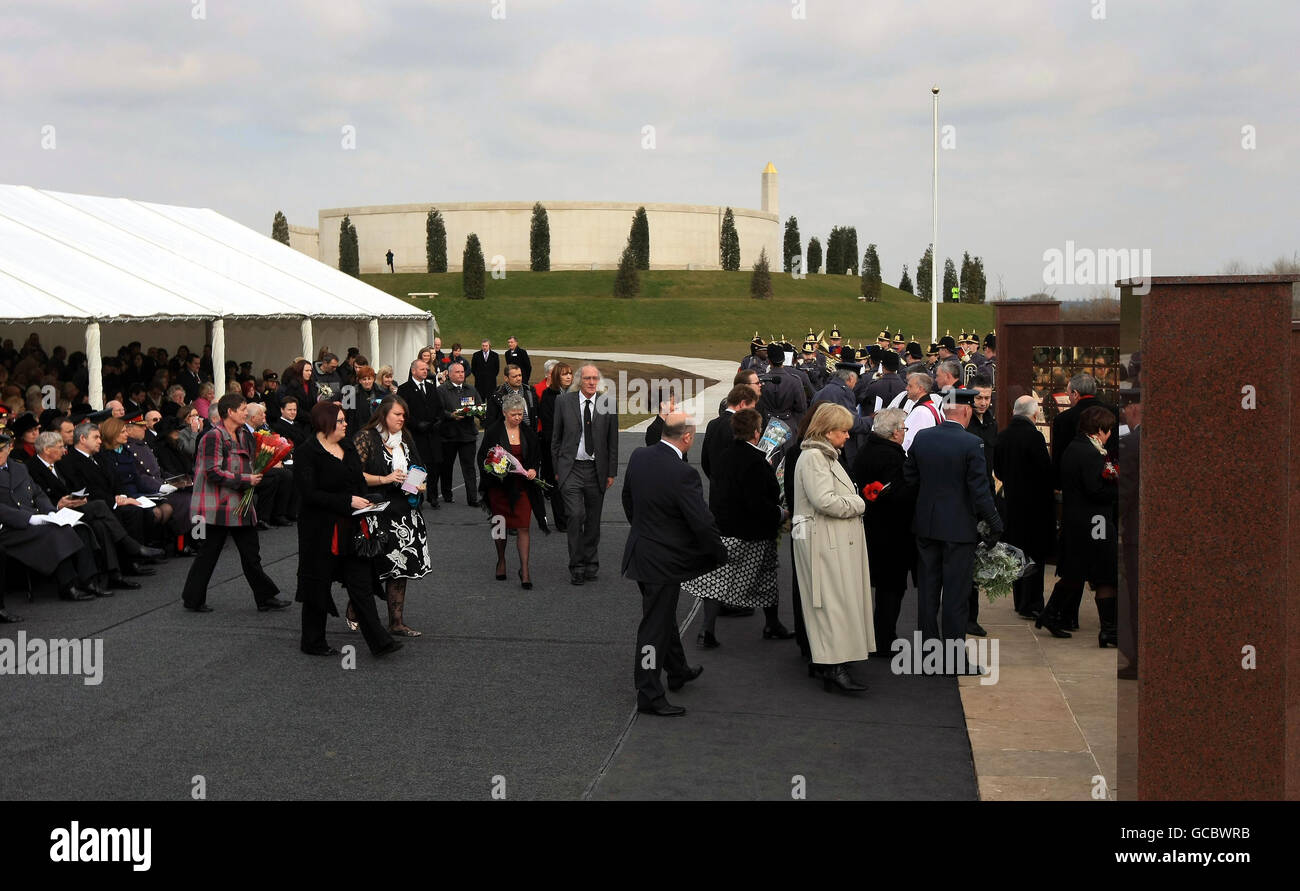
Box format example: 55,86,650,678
529,348,738,432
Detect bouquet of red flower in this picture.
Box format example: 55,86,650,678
1101,459,1119,481
861,481,887,502
239,429,295,515
484,443,552,492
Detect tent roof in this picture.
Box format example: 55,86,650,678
0,184,429,324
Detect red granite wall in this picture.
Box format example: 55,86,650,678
991,310,1118,430
1137,275,1297,799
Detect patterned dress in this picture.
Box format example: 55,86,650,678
355,430,432,581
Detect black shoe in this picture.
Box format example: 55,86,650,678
966,621,987,637
85,581,113,598
301,645,339,656
583,567,598,581
1016,610,1042,620
269,517,294,527
122,563,156,577
668,664,703,691
0,608,24,622
373,640,404,657
442,494,455,503
555,522,568,533
762,623,796,640
495,562,507,581
184,603,214,612
428,500,440,510
257,597,292,611
466,500,481,508
570,572,585,586
697,630,720,649
637,698,686,717
823,664,868,692
136,546,166,560
720,605,754,617
518,569,532,590
107,575,142,590
256,520,270,531
61,587,96,602
1035,611,1072,638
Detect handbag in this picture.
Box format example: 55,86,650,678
352,515,391,558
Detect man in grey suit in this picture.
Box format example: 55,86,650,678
551,364,619,586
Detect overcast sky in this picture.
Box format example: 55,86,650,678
3,0,1297,299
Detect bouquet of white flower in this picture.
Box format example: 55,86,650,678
973,520,1034,603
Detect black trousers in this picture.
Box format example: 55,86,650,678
181,525,280,608
440,439,477,501
635,581,689,707
789,540,810,660
1013,560,1046,615
561,462,604,571
915,536,975,643
300,557,394,655
53,528,101,588
539,436,566,527
874,588,904,653
77,499,130,574
1045,574,1085,624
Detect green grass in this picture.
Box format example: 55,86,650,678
366,270,996,360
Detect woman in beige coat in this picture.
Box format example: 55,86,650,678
792,403,874,693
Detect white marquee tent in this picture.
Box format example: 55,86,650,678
0,184,435,406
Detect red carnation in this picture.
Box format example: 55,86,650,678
862,481,885,502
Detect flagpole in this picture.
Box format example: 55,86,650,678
931,85,939,344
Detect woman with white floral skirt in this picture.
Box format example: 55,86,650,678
352,396,432,636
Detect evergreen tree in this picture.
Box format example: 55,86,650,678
629,207,650,270
960,251,973,302
899,263,914,295
783,216,801,273
750,247,774,300
972,256,988,303
529,202,551,272
613,238,640,298
807,237,822,274
463,233,486,300
719,207,741,271
339,215,360,277
860,243,882,302
426,208,447,273
917,244,933,301
826,227,842,276
272,211,290,245
943,256,958,302
844,227,859,275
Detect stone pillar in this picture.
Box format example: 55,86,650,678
1133,274,1299,799
990,300,1060,429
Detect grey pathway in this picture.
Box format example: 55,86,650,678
1,433,975,801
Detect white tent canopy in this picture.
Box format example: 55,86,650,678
0,184,434,406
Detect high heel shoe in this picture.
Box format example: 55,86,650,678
495,561,507,581
345,605,359,632
822,664,868,693
763,623,796,640
518,569,532,590
1035,610,1071,638
697,630,720,649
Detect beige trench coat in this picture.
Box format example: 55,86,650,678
792,439,876,664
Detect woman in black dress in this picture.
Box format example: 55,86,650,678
293,401,401,658
353,396,432,636
477,394,549,589
536,362,573,531
281,358,319,409
1054,405,1120,648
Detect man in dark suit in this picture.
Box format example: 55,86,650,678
1048,373,1120,628
470,339,500,402
503,336,531,385
27,430,162,586
622,412,727,716
757,342,808,431
396,359,444,510
179,353,203,402
436,362,481,505
993,395,1055,620
61,421,151,545
904,389,1003,665
551,364,619,585
700,385,758,485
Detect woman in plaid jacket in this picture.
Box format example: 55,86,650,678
180,393,291,613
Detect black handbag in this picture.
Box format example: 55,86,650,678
352,515,391,558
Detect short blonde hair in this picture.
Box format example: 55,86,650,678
376,365,394,382
804,403,854,442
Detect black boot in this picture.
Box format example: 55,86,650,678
1036,592,1072,638
1097,596,1118,648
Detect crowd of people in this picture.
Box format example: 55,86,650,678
624,328,1135,715
1,324,1134,707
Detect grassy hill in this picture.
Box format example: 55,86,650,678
364,270,996,360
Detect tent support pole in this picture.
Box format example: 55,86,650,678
86,321,103,408
212,318,226,402
300,318,314,364
368,318,380,370
425,313,435,347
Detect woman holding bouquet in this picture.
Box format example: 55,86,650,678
477,393,549,589
1050,405,1120,648
294,400,401,658
353,396,432,637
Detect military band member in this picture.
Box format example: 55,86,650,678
892,331,907,357
797,342,828,392
827,325,845,357
757,342,808,431
876,327,892,352
740,334,770,374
